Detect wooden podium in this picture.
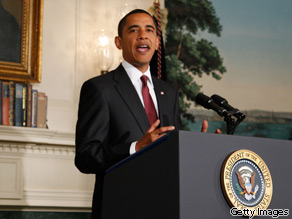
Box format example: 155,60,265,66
101,131,291,219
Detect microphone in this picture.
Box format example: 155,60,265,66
211,94,245,119
211,94,239,112
195,93,230,117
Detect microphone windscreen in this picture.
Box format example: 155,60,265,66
211,94,226,105
195,93,211,109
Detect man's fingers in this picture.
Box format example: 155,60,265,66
156,132,167,139
201,120,221,134
136,123,174,151
155,126,175,135
148,119,160,133
148,120,175,135
215,129,222,134
201,120,208,133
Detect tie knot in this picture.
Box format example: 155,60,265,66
141,75,148,86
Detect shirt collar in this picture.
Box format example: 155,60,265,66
122,60,154,87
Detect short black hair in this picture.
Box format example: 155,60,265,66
117,9,158,37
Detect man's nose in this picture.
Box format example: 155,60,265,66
138,30,148,39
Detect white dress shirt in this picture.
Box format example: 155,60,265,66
121,60,159,154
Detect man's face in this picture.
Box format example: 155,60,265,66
115,13,159,73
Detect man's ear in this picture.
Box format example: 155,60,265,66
115,36,122,50
155,36,160,50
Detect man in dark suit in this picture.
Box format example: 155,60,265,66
75,9,211,219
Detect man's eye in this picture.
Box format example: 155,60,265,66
130,29,138,32
147,29,154,32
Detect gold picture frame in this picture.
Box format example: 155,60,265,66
0,0,43,83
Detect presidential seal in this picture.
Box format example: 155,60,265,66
221,150,273,215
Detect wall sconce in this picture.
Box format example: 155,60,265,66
94,29,113,74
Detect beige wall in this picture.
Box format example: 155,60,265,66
33,0,164,133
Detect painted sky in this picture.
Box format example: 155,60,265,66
194,0,292,112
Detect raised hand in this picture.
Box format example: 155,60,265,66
135,119,175,151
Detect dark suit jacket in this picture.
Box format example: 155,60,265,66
75,64,182,218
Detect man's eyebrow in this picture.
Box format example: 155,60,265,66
146,25,155,30
127,24,155,31
127,25,139,30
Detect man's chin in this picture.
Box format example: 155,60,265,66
137,62,152,68
134,53,154,63
129,61,151,72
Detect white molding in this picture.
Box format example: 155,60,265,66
0,143,75,157
0,126,74,146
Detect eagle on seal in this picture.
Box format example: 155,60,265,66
236,166,259,201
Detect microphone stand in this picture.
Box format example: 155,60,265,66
223,111,246,135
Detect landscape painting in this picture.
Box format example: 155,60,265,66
164,0,292,140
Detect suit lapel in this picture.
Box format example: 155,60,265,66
114,65,150,134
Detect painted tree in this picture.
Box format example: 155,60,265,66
165,0,226,129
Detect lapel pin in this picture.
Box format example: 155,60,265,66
160,91,164,95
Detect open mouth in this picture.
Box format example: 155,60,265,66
137,44,150,52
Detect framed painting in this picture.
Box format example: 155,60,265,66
0,0,43,83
